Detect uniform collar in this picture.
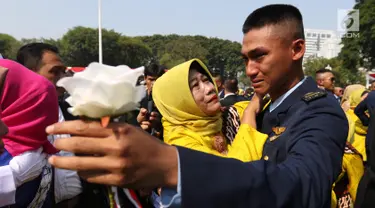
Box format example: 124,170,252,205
269,77,307,112
224,93,236,98
268,77,318,115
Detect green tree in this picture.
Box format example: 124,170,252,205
159,38,209,68
339,0,375,70
139,34,244,74
202,38,243,75
0,34,20,60
60,27,122,66
117,37,154,68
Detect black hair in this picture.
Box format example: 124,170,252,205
315,68,333,75
242,4,305,40
16,42,59,71
189,61,212,83
144,63,165,78
224,78,239,93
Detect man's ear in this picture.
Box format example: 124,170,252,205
291,39,305,61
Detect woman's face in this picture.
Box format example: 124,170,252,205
189,69,221,116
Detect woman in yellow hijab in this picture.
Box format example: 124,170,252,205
152,59,267,162
344,86,368,160
330,85,366,208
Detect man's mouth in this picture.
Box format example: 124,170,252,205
251,79,264,87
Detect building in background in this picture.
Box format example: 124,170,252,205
304,29,342,60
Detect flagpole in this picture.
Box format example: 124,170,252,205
98,0,103,64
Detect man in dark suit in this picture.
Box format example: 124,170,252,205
213,74,225,99
220,77,248,107
355,107,375,208
355,91,375,127
48,4,348,208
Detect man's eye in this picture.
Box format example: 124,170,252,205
254,53,266,60
242,56,249,63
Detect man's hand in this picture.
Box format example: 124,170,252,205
242,93,265,128
46,120,178,189
137,108,148,123
137,108,161,131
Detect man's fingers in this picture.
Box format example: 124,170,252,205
150,112,158,117
46,120,112,137
49,155,113,171
140,108,148,115
54,136,113,155
141,121,151,126
78,171,127,187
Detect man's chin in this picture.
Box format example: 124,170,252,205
254,88,267,96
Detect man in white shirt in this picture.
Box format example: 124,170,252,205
0,119,48,207
16,43,82,204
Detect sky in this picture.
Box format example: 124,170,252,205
1,0,355,42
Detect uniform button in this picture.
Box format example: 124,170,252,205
264,155,269,161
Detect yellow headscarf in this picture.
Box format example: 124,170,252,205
152,59,222,138
349,88,366,108
341,84,366,105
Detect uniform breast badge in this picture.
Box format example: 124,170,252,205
269,127,286,142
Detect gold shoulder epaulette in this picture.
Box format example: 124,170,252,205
302,91,327,102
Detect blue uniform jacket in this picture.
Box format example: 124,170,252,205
354,91,375,126
176,77,348,208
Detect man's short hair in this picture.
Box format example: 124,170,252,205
144,63,165,78
224,78,239,93
370,80,375,85
212,73,224,82
16,43,59,71
315,68,333,75
242,4,305,40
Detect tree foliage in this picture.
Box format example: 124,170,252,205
0,27,244,76
0,33,20,59
339,0,375,70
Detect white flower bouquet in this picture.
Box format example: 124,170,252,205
57,62,145,125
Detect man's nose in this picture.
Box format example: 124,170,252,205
245,62,258,77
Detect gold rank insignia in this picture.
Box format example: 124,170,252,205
302,91,327,102
272,127,286,135
269,127,286,142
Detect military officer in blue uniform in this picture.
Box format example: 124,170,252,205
172,5,348,207
47,4,348,208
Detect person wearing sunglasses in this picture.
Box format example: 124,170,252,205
316,68,339,102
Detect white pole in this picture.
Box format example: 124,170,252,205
98,0,103,64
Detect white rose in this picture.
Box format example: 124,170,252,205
57,62,145,118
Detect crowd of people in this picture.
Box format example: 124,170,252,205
0,3,375,208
